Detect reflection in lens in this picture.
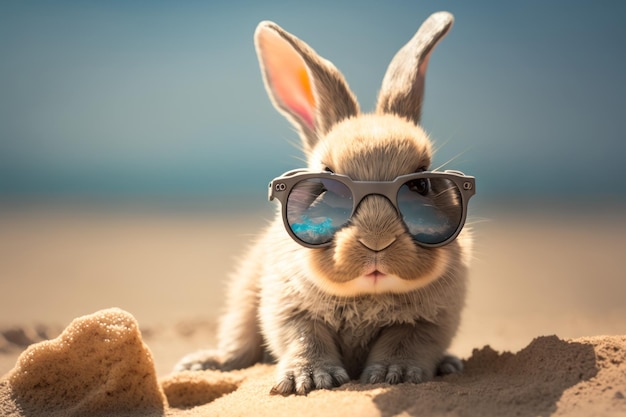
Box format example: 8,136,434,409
397,177,462,245
286,178,353,245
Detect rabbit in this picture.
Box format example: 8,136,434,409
174,11,474,396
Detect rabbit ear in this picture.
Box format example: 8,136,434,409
255,21,359,151
376,11,453,125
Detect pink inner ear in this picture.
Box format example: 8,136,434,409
258,28,316,129
417,54,431,81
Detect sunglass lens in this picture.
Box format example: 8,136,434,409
397,177,463,245
286,178,352,245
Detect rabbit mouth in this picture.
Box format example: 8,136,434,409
310,246,451,297
362,268,388,287
365,269,386,281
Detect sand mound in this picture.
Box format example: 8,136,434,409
1,308,625,417
0,308,166,417
161,370,243,408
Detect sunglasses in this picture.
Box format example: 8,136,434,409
269,169,476,248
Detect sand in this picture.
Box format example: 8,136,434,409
1,202,625,416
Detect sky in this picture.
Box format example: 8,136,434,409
1,1,625,208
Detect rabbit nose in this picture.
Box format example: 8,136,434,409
358,235,397,252
353,194,403,252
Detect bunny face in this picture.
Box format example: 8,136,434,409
303,114,454,296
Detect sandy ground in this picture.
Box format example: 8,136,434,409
0,200,625,416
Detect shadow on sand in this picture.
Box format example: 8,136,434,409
362,335,598,417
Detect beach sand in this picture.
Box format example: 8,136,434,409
1,202,625,416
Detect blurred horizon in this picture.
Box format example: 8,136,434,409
1,1,626,210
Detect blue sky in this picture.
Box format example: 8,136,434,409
1,1,625,205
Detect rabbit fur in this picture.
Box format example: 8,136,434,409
174,11,472,396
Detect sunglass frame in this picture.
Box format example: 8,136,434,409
269,169,476,249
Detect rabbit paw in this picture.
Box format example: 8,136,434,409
270,362,350,396
436,354,463,375
360,360,427,385
173,349,222,372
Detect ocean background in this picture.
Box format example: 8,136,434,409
1,1,625,212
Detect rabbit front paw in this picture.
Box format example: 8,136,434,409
436,354,463,375
270,361,350,396
360,359,429,385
